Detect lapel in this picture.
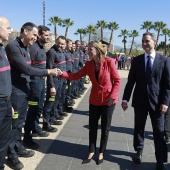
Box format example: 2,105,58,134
139,54,145,76
151,53,160,78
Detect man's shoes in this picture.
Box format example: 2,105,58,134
133,150,142,164
59,111,68,117
64,107,73,113
156,163,166,170
31,131,49,137
55,115,64,120
23,140,39,150
70,94,78,99
7,156,24,170
164,136,169,143
42,125,58,133
16,149,35,157
50,119,63,125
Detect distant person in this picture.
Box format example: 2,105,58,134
58,41,121,165
122,32,170,170
125,55,131,70
0,15,12,170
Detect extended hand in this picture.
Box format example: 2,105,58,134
121,102,128,111
57,69,63,76
48,68,59,76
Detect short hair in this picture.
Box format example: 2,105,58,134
56,35,66,41
38,25,50,35
143,32,156,40
20,22,37,33
66,38,72,44
75,40,80,44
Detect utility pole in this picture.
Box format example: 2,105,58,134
42,1,45,26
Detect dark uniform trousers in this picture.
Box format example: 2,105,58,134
8,84,29,158
134,99,167,164
43,77,61,126
58,78,67,112
71,68,78,95
24,77,45,141
0,97,12,170
89,104,115,153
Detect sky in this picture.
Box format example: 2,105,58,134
1,0,170,47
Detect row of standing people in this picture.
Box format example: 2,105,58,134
0,16,89,170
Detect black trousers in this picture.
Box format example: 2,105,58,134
89,104,115,153
134,104,167,163
165,106,170,138
0,98,12,170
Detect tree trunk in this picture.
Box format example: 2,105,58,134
164,35,167,56
156,30,160,49
88,33,91,43
101,28,103,41
65,27,68,38
109,29,114,47
80,34,82,42
54,25,57,40
129,37,134,55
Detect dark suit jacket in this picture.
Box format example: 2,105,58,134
122,53,170,111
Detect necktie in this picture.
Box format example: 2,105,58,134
146,55,152,82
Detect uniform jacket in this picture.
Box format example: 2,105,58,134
61,57,121,106
122,53,170,110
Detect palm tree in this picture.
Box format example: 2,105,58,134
128,30,139,55
62,18,74,38
74,28,86,42
86,25,97,43
96,20,107,41
118,29,129,54
140,21,153,32
107,22,119,47
48,16,62,39
162,28,170,56
153,21,167,48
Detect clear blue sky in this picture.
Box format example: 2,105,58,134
1,0,170,47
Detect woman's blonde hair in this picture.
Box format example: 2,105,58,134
88,41,107,61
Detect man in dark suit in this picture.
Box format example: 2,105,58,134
122,32,170,170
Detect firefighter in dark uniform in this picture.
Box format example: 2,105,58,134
23,25,53,150
62,39,75,111
0,16,12,170
5,22,58,170
43,36,67,133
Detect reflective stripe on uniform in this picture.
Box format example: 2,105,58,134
49,96,55,102
12,111,18,119
28,101,38,106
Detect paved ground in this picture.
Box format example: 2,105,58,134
5,70,170,170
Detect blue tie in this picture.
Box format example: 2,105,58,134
146,55,152,82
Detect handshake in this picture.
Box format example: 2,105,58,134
47,68,63,76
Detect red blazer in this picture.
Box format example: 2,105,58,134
61,57,121,106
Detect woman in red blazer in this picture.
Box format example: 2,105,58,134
59,41,121,165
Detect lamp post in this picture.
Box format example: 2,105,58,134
42,1,45,26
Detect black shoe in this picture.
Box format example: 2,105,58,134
82,153,95,164
7,156,24,170
59,111,68,117
74,92,81,98
71,94,78,99
133,150,142,164
16,149,35,157
156,163,166,170
50,119,63,125
23,140,39,150
42,125,58,133
55,115,64,120
31,131,49,137
96,158,104,165
64,107,73,113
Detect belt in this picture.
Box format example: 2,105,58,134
30,76,46,79
0,95,10,101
